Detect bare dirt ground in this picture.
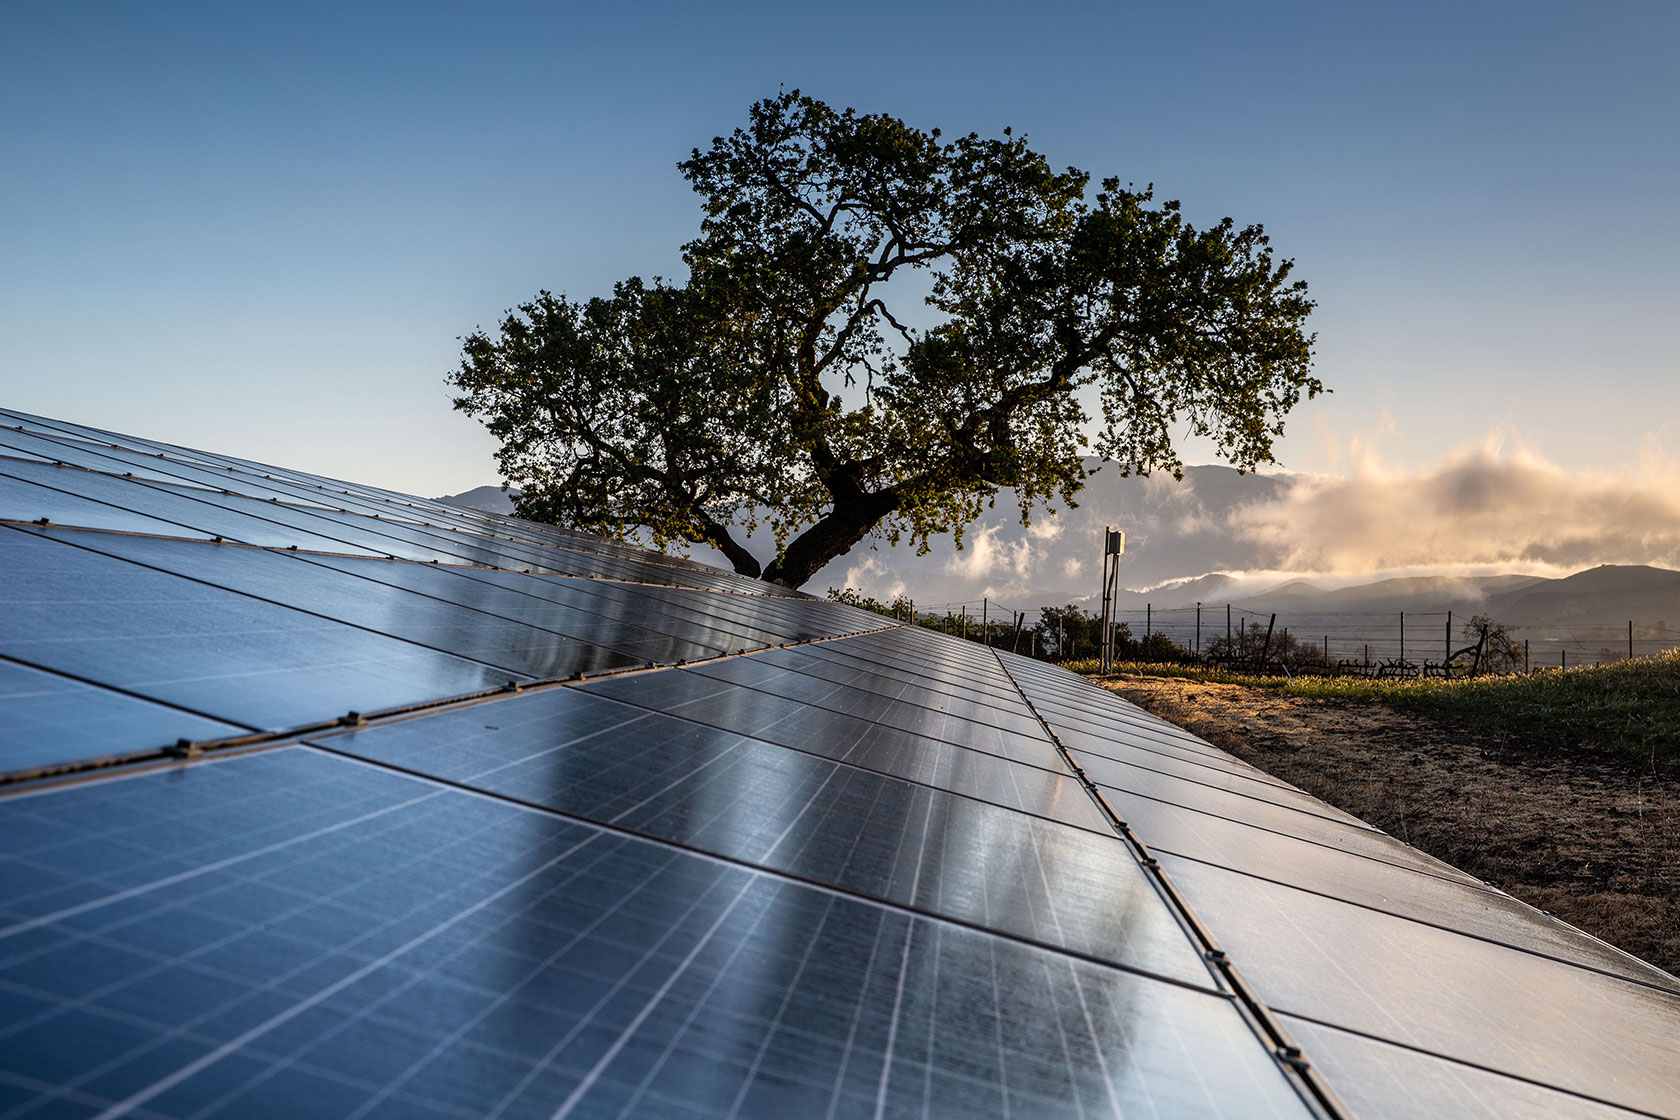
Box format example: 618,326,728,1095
1098,673,1680,976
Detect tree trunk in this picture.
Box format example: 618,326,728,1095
693,511,763,579
762,491,901,589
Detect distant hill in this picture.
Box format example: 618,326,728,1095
435,485,516,515
1228,573,1549,614
1204,565,1680,632
1481,565,1680,627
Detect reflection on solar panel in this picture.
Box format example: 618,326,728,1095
2,407,1677,1119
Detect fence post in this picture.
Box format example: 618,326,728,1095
1399,611,1405,663
1196,604,1201,655
1630,620,1634,661
961,606,967,641
1227,604,1232,649
1562,648,1567,669
1524,638,1529,673
1446,611,1452,669
1260,614,1276,669
1146,603,1151,645
982,598,988,647
1323,634,1328,668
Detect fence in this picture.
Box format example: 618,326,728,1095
893,597,1680,678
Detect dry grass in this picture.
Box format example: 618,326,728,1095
1067,650,1680,756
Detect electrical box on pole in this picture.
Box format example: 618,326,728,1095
1098,528,1125,673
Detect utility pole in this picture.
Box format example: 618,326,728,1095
1099,528,1124,673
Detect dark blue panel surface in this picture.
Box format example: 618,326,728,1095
0,659,243,776
320,686,1210,986
0,459,386,555
579,669,1108,832
0,464,219,539
683,656,1060,766
47,531,644,680
0,748,1310,1119
0,528,520,731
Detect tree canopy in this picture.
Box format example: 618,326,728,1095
451,91,1321,588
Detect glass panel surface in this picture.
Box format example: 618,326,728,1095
0,748,1311,1119
0,659,242,776
445,569,791,650
786,638,1032,710
579,670,1110,833
1069,734,1380,829
0,460,386,554
1158,853,1680,1117
751,645,1049,730
0,465,223,539
322,687,1211,986
1281,1014,1656,1120
584,664,1057,774
1106,787,1680,993
0,529,519,730
444,568,838,650
1049,716,1319,799
1084,753,1482,883
1030,696,1295,777
48,532,643,681
684,657,1061,766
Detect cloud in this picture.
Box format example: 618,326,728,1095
842,554,906,601
1235,434,1680,583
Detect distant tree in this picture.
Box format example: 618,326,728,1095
452,91,1320,588
1462,614,1524,674
825,586,911,619
1037,604,1100,660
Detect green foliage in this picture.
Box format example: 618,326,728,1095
453,91,1321,588
825,586,911,619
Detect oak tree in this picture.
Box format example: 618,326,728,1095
451,91,1321,588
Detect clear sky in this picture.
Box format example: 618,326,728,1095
2,0,1675,497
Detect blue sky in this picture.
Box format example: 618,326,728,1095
2,1,1675,497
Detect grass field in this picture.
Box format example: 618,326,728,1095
1069,650,1680,756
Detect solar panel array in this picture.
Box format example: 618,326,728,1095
1,406,1677,1119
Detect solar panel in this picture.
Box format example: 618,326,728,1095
3,413,1678,1118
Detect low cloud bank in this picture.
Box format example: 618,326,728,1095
690,435,1680,609
1237,439,1680,586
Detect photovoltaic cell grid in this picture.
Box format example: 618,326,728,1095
0,413,1677,1119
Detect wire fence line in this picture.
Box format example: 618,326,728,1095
877,595,1680,678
